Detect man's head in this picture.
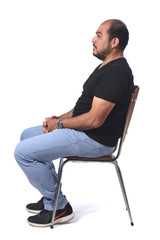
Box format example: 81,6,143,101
92,19,129,61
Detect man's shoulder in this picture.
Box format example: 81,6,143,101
103,58,129,70
100,58,132,78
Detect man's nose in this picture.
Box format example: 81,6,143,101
91,36,96,43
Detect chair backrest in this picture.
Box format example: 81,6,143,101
116,86,139,159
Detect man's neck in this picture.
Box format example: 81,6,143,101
99,52,124,69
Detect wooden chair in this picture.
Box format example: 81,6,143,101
50,86,139,228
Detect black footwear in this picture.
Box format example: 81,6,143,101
27,203,74,227
26,197,44,214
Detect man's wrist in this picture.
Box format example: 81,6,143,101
57,119,64,129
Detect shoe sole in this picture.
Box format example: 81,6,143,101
26,207,42,214
27,212,75,227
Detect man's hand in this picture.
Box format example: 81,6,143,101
42,116,58,133
42,109,74,133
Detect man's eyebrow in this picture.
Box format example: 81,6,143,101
96,31,102,35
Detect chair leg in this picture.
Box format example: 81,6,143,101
50,158,66,229
112,161,134,226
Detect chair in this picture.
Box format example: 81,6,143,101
50,86,139,229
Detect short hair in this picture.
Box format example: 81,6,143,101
106,19,129,51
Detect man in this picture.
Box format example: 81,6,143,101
14,19,134,227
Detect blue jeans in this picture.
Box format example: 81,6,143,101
14,126,114,211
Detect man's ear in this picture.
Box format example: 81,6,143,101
111,37,119,48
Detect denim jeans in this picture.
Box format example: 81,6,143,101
14,125,114,211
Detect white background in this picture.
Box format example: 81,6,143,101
0,0,160,239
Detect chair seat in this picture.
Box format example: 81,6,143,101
66,155,114,162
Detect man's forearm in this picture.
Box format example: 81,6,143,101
62,112,101,131
61,97,114,131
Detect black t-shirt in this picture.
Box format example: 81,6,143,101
72,58,135,147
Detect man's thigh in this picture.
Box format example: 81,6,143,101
16,128,85,162
15,128,110,163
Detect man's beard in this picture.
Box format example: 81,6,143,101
93,44,111,61
93,52,106,60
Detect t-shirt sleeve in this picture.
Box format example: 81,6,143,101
94,66,129,103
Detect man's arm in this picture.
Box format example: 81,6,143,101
45,97,115,132
62,97,115,130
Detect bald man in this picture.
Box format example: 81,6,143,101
15,19,135,227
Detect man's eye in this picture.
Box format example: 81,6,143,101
97,34,101,38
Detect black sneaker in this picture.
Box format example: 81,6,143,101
26,197,44,214
27,203,74,227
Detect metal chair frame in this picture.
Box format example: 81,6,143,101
50,86,139,229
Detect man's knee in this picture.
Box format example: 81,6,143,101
14,141,32,167
14,142,22,165
14,142,25,165
20,128,30,141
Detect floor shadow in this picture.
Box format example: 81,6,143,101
53,202,101,228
